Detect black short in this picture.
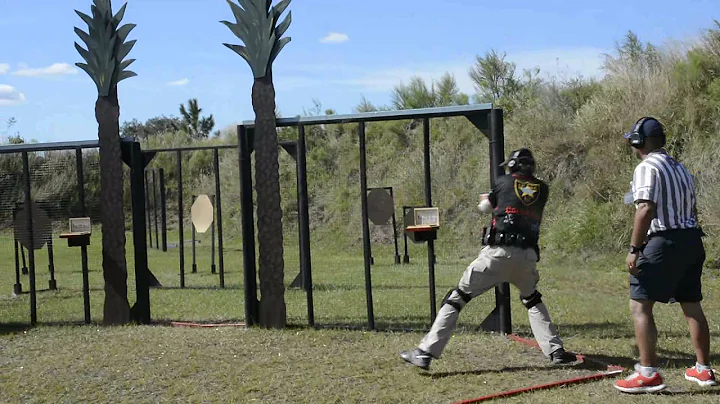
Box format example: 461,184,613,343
629,228,705,303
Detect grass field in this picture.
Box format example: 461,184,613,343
2,230,720,403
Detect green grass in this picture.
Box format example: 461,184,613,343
3,232,720,402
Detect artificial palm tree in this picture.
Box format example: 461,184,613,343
74,0,137,325
221,0,291,328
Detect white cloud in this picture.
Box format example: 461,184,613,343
12,62,78,77
320,32,349,44
0,84,26,106
167,78,190,86
0,63,9,74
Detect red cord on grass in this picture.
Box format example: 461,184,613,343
453,368,624,404
452,334,626,403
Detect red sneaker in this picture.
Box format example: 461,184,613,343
685,366,718,387
614,365,666,394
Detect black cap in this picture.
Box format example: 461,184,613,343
624,117,665,140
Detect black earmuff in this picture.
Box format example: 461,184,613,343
628,117,650,149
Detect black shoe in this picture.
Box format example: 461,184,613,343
400,348,433,370
550,348,577,364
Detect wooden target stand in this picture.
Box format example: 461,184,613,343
59,217,93,324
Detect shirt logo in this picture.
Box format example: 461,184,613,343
514,180,540,206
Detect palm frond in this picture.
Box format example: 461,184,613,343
221,0,292,78
74,0,137,96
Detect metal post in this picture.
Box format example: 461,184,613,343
490,108,511,335
213,149,225,288
152,169,159,249
20,243,28,274
211,195,217,275
22,152,37,325
403,231,410,264
423,117,437,324
144,170,153,248
80,244,90,323
159,168,167,252
191,193,197,274
13,239,22,294
358,121,375,330
297,125,314,326
389,187,401,265
129,141,150,324
47,238,57,290
238,125,258,326
177,150,185,289
76,147,91,324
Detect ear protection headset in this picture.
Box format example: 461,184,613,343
628,116,665,149
503,148,535,173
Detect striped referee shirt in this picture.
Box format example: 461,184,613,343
631,149,698,235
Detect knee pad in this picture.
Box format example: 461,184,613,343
521,291,543,310
442,288,472,312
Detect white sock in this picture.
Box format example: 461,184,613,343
638,365,657,377
696,362,712,372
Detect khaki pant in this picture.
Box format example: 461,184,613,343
418,245,564,358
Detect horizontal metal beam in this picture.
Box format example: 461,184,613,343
146,141,296,153
0,140,99,154
240,103,494,128
144,144,239,153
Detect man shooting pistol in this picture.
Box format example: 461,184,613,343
400,148,576,370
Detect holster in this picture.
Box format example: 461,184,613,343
482,227,540,261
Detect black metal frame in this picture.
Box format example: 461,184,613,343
0,104,508,333
140,143,300,290
141,144,239,288
238,104,509,333
0,138,151,325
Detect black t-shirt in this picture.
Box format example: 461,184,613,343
488,173,548,237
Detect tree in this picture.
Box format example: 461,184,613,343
179,98,215,139
603,31,662,75
392,76,436,110
121,115,182,139
3,117,22,144
469,49,520,102
221,0,292,328
391,74,469,110
74,0,137,325
355,96,378,113
434,73,470,106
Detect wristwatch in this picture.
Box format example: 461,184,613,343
629,245,643,254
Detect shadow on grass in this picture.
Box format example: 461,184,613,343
657,389,720,396
154,285,243,291
0,320,104,335
305,316,501,334
424,360,609,378
656,347,720,369
152,318,247,327
513,322,702,340
13,288,57,295
0,322,31,335
310,283,447,292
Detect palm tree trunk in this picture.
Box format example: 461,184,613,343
252,69,286,328
96,86,130,325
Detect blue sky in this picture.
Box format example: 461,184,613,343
0,0,718,143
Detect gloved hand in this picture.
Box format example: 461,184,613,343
478,193,492,214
